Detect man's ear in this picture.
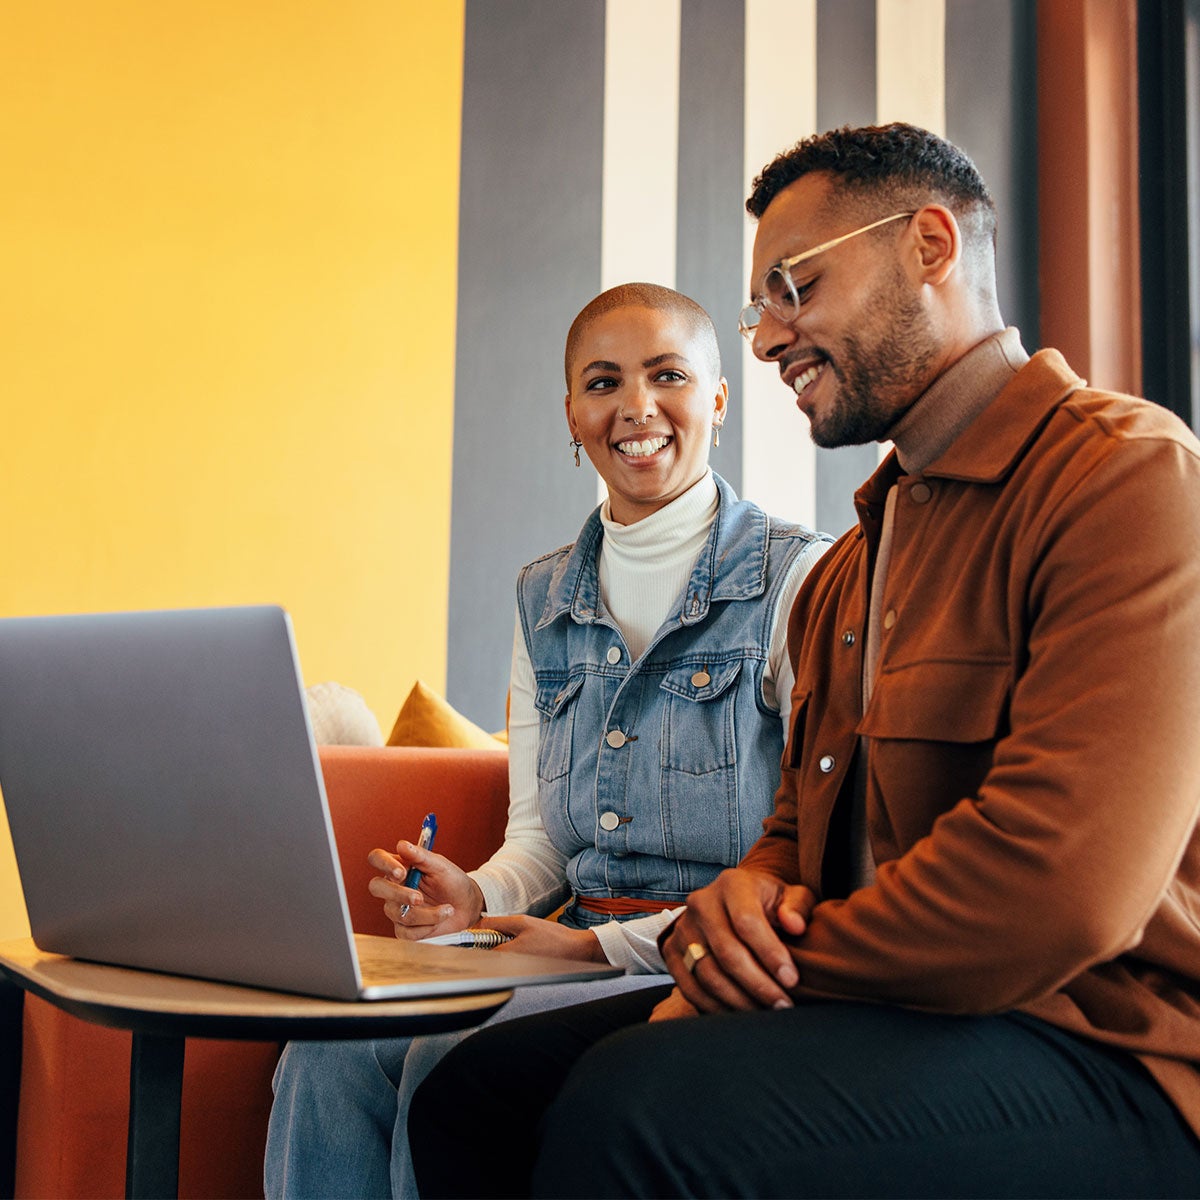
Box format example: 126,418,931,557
909,204,960,286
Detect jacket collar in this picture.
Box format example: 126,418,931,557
856,349,1085,514
535,472,770,630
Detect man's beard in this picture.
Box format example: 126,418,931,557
807,277,939,449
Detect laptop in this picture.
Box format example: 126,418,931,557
0,605,621,1001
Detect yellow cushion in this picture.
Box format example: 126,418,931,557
386,680,506,749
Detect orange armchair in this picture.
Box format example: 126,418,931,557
13,745,509,1199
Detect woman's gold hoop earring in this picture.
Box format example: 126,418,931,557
570,438,582,468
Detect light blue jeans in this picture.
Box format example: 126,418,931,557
264,972,666,1199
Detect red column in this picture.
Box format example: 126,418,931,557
1038,0,1142,395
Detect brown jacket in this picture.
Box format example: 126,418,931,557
742,349,1200,1133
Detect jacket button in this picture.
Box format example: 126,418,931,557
599,811,621,831
910,482,932,504
606,646,622,664
818,754,836,773
842,630,856,646
883,609,897,630
691,669,711,687
605,730,627,749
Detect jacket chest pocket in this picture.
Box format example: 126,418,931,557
859,658,1011,846
861,658,1011,744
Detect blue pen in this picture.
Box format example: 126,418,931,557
398,812,437,918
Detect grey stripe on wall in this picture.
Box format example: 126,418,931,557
812,0,880,539
676,0,746,497
945,0,1040,350
446,0,606,729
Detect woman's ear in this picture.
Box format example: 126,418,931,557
564,394,579,441
713,377,730,424
909,205,960,286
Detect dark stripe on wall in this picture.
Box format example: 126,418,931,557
676,0,746,496
946,0,1040,349
447,0,606,729
813,0,879,538
1137,0,1200,427
816,0,876,132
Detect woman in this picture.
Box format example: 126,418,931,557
265,283,830,1198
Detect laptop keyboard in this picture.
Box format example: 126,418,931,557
355,942,478,983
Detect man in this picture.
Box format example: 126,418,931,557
409,124,1200,1198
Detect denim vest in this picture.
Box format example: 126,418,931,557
517,473,826,929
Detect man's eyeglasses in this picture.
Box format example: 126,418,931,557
737,212,915,341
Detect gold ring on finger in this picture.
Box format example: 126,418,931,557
681,942,709,975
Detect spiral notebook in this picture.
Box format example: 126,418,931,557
0,605,621,1001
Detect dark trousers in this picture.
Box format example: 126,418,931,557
409,984,1200,1199
0,980,21,1200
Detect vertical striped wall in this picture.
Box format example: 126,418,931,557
448,0,1039,728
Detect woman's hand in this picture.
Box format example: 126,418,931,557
478,914,607,962
367,841,485,940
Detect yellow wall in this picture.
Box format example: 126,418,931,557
0,1,465,939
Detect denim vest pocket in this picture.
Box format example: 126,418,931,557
534,674,585,782
659,659,743,770
659,659,744,869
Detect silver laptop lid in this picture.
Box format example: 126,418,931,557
0,606,365,999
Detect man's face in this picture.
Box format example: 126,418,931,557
747,172,939,448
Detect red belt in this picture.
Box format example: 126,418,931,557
575,896,681,916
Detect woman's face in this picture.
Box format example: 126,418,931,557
565,306,727,525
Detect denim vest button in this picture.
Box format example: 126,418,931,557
691,669,711,687
599,811,621,831
606,646,622,664
605,729,628,749
818,754,836,773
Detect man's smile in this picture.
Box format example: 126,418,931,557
782,353,830,401
791,362,826,397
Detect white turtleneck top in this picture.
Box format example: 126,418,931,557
469,470,827,972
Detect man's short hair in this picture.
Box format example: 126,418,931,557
746,123,996,252
564,283,721,389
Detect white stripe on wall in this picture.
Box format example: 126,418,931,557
601,0,681,291
597,0,682,503
874,0,945,465
741,0,818,528
876,0,946,134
